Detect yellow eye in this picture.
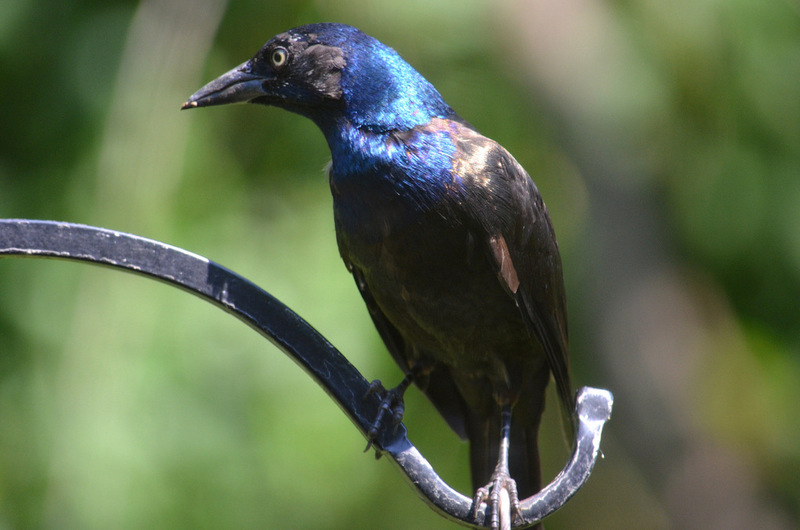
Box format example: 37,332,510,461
270,47,288,68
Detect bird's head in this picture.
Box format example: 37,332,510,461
182,23,453,134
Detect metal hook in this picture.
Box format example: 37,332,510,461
0,219,613,528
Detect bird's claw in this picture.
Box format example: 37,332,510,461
471,470,524,529
363,379,406,453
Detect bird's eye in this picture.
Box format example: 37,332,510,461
270,47,289,69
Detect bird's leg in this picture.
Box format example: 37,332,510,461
363,365,422,452
471,405,525,530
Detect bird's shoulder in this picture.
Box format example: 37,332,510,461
403,118,534,194
401,118,546,238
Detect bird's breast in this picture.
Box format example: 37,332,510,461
333,185,524,366
327,118,531,366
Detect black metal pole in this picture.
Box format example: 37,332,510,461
0,219,612,528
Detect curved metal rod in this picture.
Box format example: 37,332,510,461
0,219,613,528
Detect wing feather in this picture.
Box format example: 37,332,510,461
456,135,575,420
349,267,471,440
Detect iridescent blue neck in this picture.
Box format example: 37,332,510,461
323,117,458,199
313,27,453,133
323,119,404,178
325,117,460,241
339,48,453,132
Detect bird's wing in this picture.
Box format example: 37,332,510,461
350,267,471,440
455,135,574,419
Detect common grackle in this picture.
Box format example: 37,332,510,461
183,23,574,527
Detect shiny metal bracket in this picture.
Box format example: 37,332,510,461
0,219,613,528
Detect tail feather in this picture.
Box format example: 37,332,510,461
467,366,553,500
509,423,542,498
467,414,494,494
467,410,543,499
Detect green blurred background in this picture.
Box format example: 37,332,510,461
1,0,799,528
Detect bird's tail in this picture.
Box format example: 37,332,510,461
467,399,546,500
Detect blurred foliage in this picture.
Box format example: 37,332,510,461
1,0,799,528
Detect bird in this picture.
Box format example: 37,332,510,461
183,23,574,528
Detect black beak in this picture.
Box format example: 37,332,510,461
181,61,270,110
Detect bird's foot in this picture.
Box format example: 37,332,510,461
363,379,406,453
471,469,524,530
